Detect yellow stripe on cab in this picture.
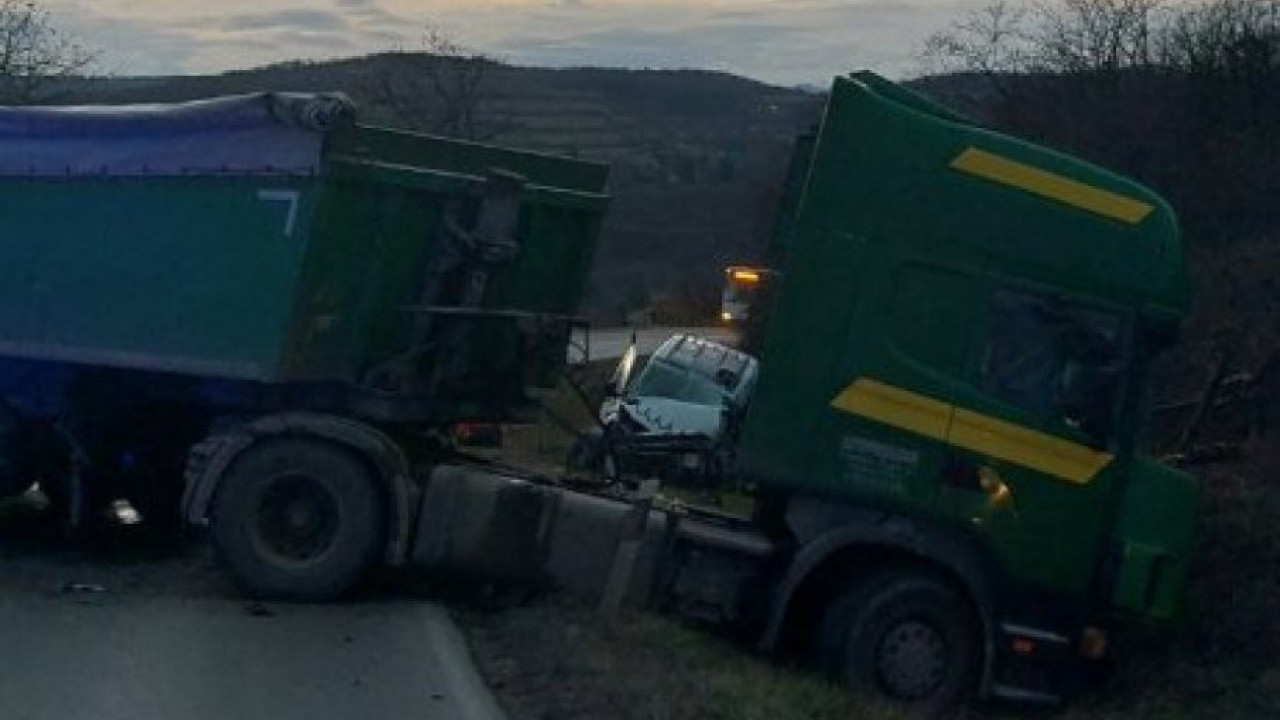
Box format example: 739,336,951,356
951,147,1155,225
830,378,1114,485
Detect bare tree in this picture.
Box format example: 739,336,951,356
1163,1,1280,78
925,0,1166,78
1035,0,1166,75
0,0,95,104
922,1,1033,99
367,25,503,140
921,0,1175,159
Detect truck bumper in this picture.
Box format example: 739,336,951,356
989,621,1106,705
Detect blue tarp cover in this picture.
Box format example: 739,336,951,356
0,92,354,176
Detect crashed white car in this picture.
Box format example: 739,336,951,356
601,334,759,439
569,334,759,483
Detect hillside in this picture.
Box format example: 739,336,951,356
60,55,824,322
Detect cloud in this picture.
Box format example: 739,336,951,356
333,0,412,29
49,3,202,76
483,1,977,82
220,10,352,33
44,0,985,84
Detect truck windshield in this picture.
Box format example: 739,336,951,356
979,290,1126,446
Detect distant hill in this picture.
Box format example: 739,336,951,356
59,55,825,322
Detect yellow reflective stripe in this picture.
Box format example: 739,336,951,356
830,378,951,441
951,147,1154,225
830,378,1114,484
950,409,1113,486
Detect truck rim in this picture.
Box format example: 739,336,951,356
875,619,948,700
251,472,341,565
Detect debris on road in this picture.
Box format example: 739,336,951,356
61,582,107,595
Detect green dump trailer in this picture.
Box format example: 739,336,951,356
0,92,608,525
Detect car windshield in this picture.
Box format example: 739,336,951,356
629,359,728,406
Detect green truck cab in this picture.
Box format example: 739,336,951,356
737,73,1195,705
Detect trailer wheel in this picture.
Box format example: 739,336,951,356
816,571,979,716
212,439,383,602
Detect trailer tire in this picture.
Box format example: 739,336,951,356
816,570,979,716
212,439,383,602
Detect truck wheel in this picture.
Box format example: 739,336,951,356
816,571,979,716
212,439,384,602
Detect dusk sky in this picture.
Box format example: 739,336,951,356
44,1,986,86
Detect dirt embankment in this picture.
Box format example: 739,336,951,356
456,597,893,720
462,374,1280,720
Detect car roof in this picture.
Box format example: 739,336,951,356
653,334,757,379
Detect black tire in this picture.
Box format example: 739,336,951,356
816,571,980,716
211,439,384,602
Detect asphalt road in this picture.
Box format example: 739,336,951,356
0,330,738,720
586,326,739,361
0,500,506,720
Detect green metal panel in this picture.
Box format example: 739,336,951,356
282,125,609,387
280,166,444,381
740,74,1191,609
327,125,610,194
490,203,603,314
1111,455,1198,620
767,131,817,263
0,176,316,379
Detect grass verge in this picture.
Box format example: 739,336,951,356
457,596,905,720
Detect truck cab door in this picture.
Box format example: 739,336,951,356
939,288,1128,604
819,260,979,511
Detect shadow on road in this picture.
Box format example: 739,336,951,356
0,491,438,604
0,491,240,600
